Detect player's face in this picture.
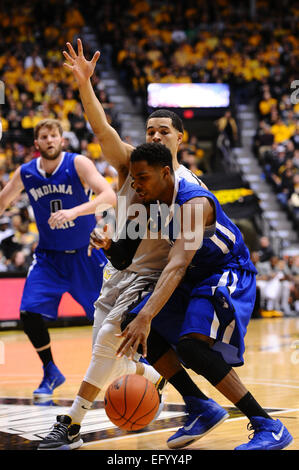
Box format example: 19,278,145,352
34,126,64,160
146,118,182,158
130,160,170,204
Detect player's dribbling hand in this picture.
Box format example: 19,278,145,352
116,314,151,360
63,38,100,85
88,225,111,256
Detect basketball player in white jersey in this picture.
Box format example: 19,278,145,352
38,39,212,450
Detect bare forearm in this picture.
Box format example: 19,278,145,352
0,170,23,215
78,79,130,172
73,190,115,218
79,79,117,141
139,262,187,321
78,79,110,136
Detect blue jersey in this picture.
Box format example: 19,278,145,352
171,177,257,277
20,152,96,251
129,177,257,366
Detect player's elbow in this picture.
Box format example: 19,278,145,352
105,188,117,207
0,198,8,216
93,122,117,144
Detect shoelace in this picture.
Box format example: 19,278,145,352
247,422,262,441
46,422,69,440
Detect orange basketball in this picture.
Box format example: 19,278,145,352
104,374,160,431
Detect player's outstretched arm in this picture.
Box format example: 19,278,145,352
0,167,24,216
63,39,133,184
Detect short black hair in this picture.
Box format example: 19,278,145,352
130,142,173,172
146,109,184,133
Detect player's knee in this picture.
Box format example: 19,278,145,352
20,310,50,348
146,328,172,365
21,310,41,329
92,322,120,360
177,336,232,386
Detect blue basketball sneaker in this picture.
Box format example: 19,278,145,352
167,396,229,449
33,361,65,397
235,416,293,450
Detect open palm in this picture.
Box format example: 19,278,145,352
63,38,100,85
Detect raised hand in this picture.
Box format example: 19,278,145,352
63,38,100,85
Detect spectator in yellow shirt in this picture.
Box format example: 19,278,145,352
259,91,278,117
87,135,103,160
21,110,42,130
271,117,295,143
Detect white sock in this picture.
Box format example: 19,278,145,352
68,395,93,425
142,363,161,385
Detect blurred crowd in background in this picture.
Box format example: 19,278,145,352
0,0,298,315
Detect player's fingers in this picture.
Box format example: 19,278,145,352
87,245,93,257
63,50,75,64
91,230,103,240
89,240,100,251
77,38,84,56
115,330,125,337
63,62,73,71
91,51,101,65
141,337,147,358
116,335,131,357
66,41,77,58
90,235,103,247
129,338,141,360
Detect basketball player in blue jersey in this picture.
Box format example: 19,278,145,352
0,119,116,399
37,40,219,451
116,142,293,451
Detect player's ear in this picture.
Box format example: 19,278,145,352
34,139,39,150
162,165,171,178
177,131,183,145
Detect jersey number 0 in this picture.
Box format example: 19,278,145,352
50,199,63,213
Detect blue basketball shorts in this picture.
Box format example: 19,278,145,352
129,267,256,366
20,246,107,321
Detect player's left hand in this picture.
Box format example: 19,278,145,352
116,314,151,359
88,225,111,256
48,208,77,229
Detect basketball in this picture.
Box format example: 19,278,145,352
104,374,160,431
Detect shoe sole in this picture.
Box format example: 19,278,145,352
152,377,167,422
38,438,83,450
167,412,229,449
33,392,54,398
153,394,165,422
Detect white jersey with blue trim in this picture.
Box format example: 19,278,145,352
117,165,205,274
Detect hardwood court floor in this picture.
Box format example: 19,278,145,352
0,317,298,451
